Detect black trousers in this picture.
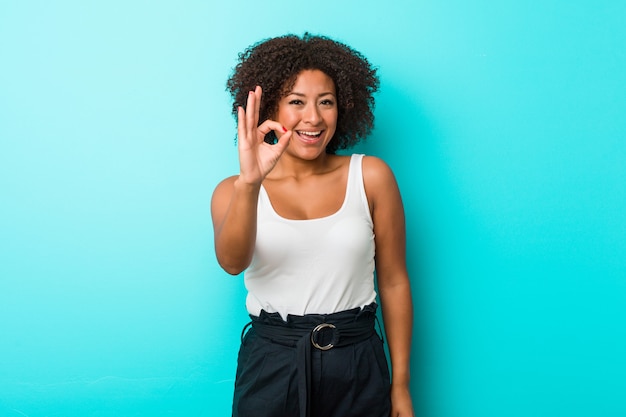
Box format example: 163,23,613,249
232,304,391,417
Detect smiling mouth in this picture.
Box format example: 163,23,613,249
296,130,323,140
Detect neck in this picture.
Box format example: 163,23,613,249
270,152,334,180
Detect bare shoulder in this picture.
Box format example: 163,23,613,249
211,175,238,211
360,155,403,218
362,155,398,192
212,175,238,195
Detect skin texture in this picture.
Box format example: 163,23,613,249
212,69,415,417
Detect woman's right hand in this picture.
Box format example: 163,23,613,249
237,86,291,185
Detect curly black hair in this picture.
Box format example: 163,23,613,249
226,33,379,154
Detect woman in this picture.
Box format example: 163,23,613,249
211,33,414,417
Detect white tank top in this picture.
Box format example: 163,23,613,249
244,154,377,319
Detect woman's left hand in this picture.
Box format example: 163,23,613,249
391,383,415,417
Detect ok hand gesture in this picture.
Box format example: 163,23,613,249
237,86,291,185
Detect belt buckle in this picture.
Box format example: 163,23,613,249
311,323,337,350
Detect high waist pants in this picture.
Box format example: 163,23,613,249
232,305,391,417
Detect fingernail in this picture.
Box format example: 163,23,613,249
282,126,287,133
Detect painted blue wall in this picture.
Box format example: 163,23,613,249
1,1,624,416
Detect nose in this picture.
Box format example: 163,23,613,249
303,103,322,125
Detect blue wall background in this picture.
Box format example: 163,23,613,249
1,1,624,416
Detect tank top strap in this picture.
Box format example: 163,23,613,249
345,154,372,222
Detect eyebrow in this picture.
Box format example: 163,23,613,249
288,91,336,97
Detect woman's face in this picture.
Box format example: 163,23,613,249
275,69,338,159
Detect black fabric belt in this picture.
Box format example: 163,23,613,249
244,303,380,417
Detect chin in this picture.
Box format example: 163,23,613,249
288,146,327,161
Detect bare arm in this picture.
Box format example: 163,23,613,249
211,86,291,275
363,156,415,417
211,176,260,274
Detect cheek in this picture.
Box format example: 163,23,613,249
326,111,338,129
277,110,297,127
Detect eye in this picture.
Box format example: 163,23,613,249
320,99,335,106
288,99,304,105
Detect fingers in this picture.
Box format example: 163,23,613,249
253,85,262,122
256,119,288,138
248,87,263,131
241,86,265,143
236,105,246,145
273,129,292,154
237,87,261,147
240,86,290,149
245,89,258,140
256,119,291,155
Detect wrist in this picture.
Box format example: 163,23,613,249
391,369,410,387
234,176,262,191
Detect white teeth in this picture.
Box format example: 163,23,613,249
298,131,322,136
